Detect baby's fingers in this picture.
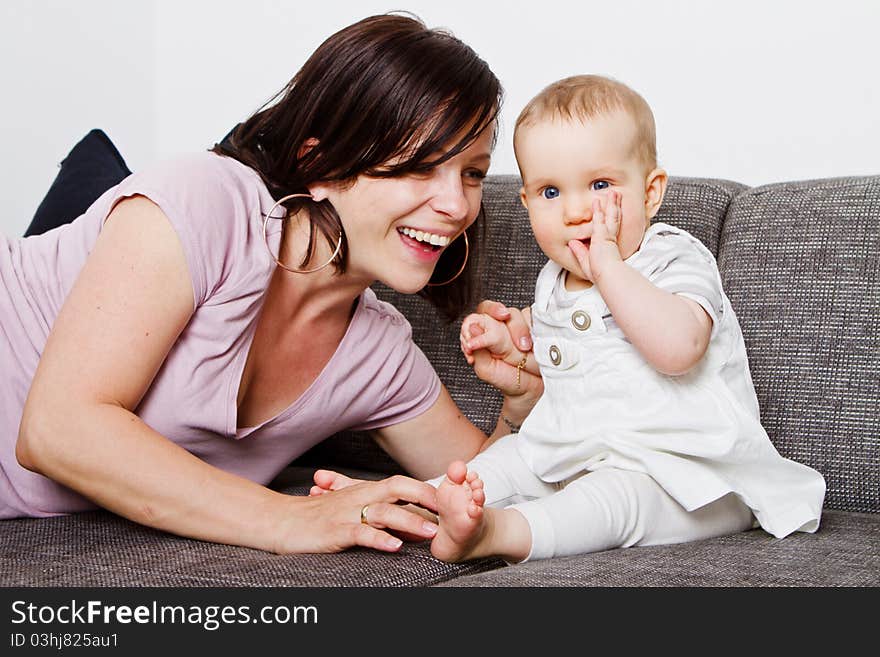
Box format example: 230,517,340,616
568,238,591,276
460,334,476,364
462,329,500,353
591,197,609,238
468,322,486,338
460,313,483,358
605,191,622,238
460,313,486,347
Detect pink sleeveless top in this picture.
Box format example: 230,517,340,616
0,152,440,518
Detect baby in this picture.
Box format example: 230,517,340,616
430,75,826,563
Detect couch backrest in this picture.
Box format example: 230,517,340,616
717,175,880,513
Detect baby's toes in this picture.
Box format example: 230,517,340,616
446,461,468,485
467,500,484,520
465,468,483,484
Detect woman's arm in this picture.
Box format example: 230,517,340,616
16,196,437,554
373,337,543,478
372,385,486,480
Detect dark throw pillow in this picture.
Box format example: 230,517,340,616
24,129,132,237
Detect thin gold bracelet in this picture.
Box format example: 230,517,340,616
515,355,528,390
502,416,522,433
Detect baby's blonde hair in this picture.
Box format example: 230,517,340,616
515,74,657,171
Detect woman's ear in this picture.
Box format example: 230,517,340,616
298,137,319,160
644,168,668,220
298,138,333,201
307,182,333,202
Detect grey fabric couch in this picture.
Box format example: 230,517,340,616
2,174,877,587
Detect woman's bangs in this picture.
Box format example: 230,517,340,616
371,93,498,177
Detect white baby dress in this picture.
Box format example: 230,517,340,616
516,223,826,538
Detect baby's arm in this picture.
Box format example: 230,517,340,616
570,192,712,375
602,277,711,375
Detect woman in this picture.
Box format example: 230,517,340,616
2,14,539,554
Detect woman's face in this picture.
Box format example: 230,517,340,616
314,124,494,293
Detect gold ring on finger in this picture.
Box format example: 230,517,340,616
360,504,370,525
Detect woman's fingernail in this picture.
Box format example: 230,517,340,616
423,522,438,536
519,337,532,350
386,537,403,549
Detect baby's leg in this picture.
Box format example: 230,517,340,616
428,434,558,563
510,468,754,561
426,434,557,506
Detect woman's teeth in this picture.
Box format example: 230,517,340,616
399,227,451,247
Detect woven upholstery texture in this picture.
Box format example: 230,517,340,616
436,510,879,587
297,175,745,472
0,471,503,586
717,176,880,513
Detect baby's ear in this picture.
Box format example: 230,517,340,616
519,187,529,210
644,168,668,220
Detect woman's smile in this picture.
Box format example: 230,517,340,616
397,226,451,263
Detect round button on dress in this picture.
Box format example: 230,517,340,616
571,310,591,331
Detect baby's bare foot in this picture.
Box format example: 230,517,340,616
430,461,486,562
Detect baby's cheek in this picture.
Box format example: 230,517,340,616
530,224,557,256
618,216,650,257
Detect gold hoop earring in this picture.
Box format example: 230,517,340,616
262,193,343,274
426,231,469,287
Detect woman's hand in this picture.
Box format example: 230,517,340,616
310,469,441,542
310,468,364,496
276,473,439,554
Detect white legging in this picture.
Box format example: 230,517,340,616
430,434,755,562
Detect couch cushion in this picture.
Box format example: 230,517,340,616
717,176,880,513
0,468,504,586
298,175,746,472
652,176,748,255
24,129,131,237
435,510,879,587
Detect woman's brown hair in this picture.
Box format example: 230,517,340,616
213,13,502,320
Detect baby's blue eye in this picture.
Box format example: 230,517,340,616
541,186,560,199
592,181,610,191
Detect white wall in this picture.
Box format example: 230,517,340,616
0,0,157,236
3,0,878,236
